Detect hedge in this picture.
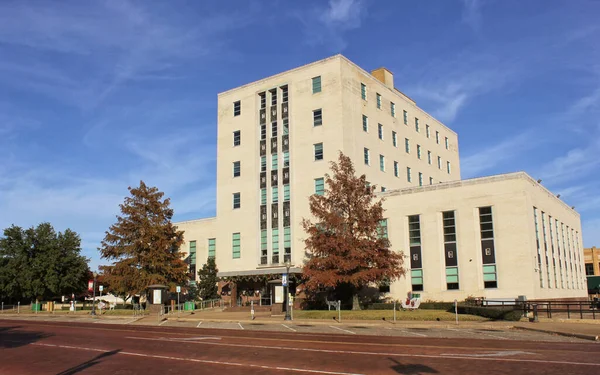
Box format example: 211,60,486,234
457,306,522,321
367,302,456,311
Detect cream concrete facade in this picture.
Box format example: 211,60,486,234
175,55,587,302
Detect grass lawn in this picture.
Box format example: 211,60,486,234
293,309,487,321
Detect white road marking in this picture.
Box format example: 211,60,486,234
123,318,138,325
398,329,427,337
122,337,600,367
441,350,533,358
282,324,297,332
474,331,508,340
32,342,364,375
159,320,168,326
196,321,203,328
328,326,356,335
167,336,221,341
238,322,244,330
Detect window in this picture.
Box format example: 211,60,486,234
313,109,323,126
427,151,432,164
437,156,442,169
447,161,451,174
272,186,278,203
378,219,388,239
364,148,370,165
586,263,594,276
261,156,266,172
260,124,266,140
315,178,325,195
391,102,396,117
233,161,241,177
409,215,423,291
233,130,241,146
415,118,419,132
270,89,277,106
429,177,433,185
394,161,399,177
233,193,241,209
405,138,410,153
208,238,216,259
443,211,459,290
417,145,422,159
260,188,266,205
445,137,449,150
283,151,290,167
436,131,440,144
362,114,368,132
283,118,289,135
361,83,367,100
376,93,381,109
281,85,288,103
381,186,386,192
403,110,408,125
284,227,291,262
283,184,290,201
418,172,423,186
312,76,322,93
426,124,430,138
272,122,277,137
260,230,267,264
189,240,197,271
259,92,266,109
234,101,241,116
379,154,385,172
378,123,383,140
272,229,279,261
407,167,412,182
314,143,323,161
232,233,241,259
272,153,278,170
479,207,497,288
392,131,397,147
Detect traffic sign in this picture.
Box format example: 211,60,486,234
176,286,181,293
99,285,103,292
282,274,288,287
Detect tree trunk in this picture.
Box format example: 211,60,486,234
351,293,361,310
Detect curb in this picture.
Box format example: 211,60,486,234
513,326,599,342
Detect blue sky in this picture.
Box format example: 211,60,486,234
0,0,599,271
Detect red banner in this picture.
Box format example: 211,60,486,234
88,280,93,292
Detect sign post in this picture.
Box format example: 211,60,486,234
454,299,458,325
99,285,104,313
176,286,181,314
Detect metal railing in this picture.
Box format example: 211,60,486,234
471,298,600,320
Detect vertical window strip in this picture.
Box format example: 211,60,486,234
443,211,459,290
272,229,280,254
479,206,497,288
409,215,423,291
272,153,278,170
208,238,216,259
283,184,290,201
542,212,551,288
283,151,290,167
272,186,278,203
261,156,266,172
232,233,241,259
283,118,289,135
260,188,266,205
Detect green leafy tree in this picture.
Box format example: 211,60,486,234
197,257,219,300
0,223,89,302
98,181,189,300
302,152,405,310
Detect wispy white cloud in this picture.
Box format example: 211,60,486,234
460,131,538,178
461,0,485,32
296,0,366,51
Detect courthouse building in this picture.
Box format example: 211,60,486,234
176,55,587,305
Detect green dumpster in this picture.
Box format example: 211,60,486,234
184,301,195,311
31,303,42,311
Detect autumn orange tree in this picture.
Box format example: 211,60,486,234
302,152,405,310
99,181,188,302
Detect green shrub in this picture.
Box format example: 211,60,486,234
457,305,522,321
420,302,455,310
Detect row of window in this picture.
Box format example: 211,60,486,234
363,147,451,178
232,86,290,117
363,114,449,150
533,207,584,290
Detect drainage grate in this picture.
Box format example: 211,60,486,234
250,323,265,326
351,326,368,329
296,324,314,327
406,328,429,331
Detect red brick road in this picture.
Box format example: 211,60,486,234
1,319,599,374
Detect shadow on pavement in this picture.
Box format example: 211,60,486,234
0,326,53,348
56,349,121,375
389,358,439,374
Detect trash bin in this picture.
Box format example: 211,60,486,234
184,301,195,311
31,303,42,311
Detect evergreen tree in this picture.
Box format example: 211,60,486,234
302,152,405,310
197,257,219,300
0,223,89,302
99,181,188,299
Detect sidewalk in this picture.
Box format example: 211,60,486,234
513,321,600,341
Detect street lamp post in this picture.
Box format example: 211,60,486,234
91,272,97,316
284,261,292,321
